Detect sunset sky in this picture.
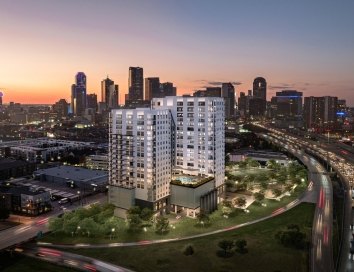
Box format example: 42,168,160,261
1,0,354,105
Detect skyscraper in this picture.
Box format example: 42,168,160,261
109,96,225,218
161,82,176,97
304,96,338,131
101,77,119,109
221,83,236,118
144,77,160,101
71,72,87,116
128,67,144,101
87,94,98,111
271,90,303,118
253,77,267,100
52,99,69,118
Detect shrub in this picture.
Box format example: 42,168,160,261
183,244,194,256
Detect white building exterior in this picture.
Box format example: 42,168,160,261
152,96,225,191
109,108,172,216
109,97,225,217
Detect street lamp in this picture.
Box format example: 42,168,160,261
77,226,81,235
110,228,115,240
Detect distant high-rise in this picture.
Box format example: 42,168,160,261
193,87,221,97
87,94,98,111
253,77,267,100
161,82,176,97
101,77,119,109
221,83,236,118
145,77,160,101
304,96,338,131
0,91,3,106
271,90,303,118
52,99,69,118
128,67,144,101
71,72,87,116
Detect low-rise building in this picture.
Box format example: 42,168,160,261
0,185,51,215
85,154,108,171
0,158,36,181
33,165,108,194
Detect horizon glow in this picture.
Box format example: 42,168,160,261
0,0,353,105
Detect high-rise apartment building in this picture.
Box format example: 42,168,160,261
128,67,144,101
109,108,173,217
101,77,119,109
304,96,338,131
109,96,225,218
144,77,160,101
221,83,236,118
71,72,87,116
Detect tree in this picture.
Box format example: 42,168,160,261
238,161,247,169
74,207,92,220
63,217,80,235
155,216,169,234
48,217,63,233
248,159,260,168
275,225,307,249
260,181,268,190
222,199,232,208
254,192,265,203
217,240,234,257
79,218,100,237
255,172,268,183
0,208,10,221
272,188,282,198
103,216,120,235
140,208,154,222
233,197,247,208
235,239,248,253
183,244,194,256
127,213,143,233
222,206,233,216
266,159,277,169
196,212,210,227
127,206,141,216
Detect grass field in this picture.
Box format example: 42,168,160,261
0,254,77,272
68,203,315,272
41,186,306,244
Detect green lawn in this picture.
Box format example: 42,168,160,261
227,167,270,177
0,255,77,272
68,203,315,272
41,184,307,244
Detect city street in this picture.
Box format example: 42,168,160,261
0,193,107,251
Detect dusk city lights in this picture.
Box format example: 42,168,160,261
0,1,354,272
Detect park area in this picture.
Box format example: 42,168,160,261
42,158,308,245
67,203,315,272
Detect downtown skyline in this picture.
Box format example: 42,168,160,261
1,0,354,105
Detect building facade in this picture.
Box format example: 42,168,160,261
128,67,144,101
109,108,172,217
221,83,236,118
109,96,225,218
71,72,87,116
144,77,160,101
304,96,338,131
101,77,119,109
